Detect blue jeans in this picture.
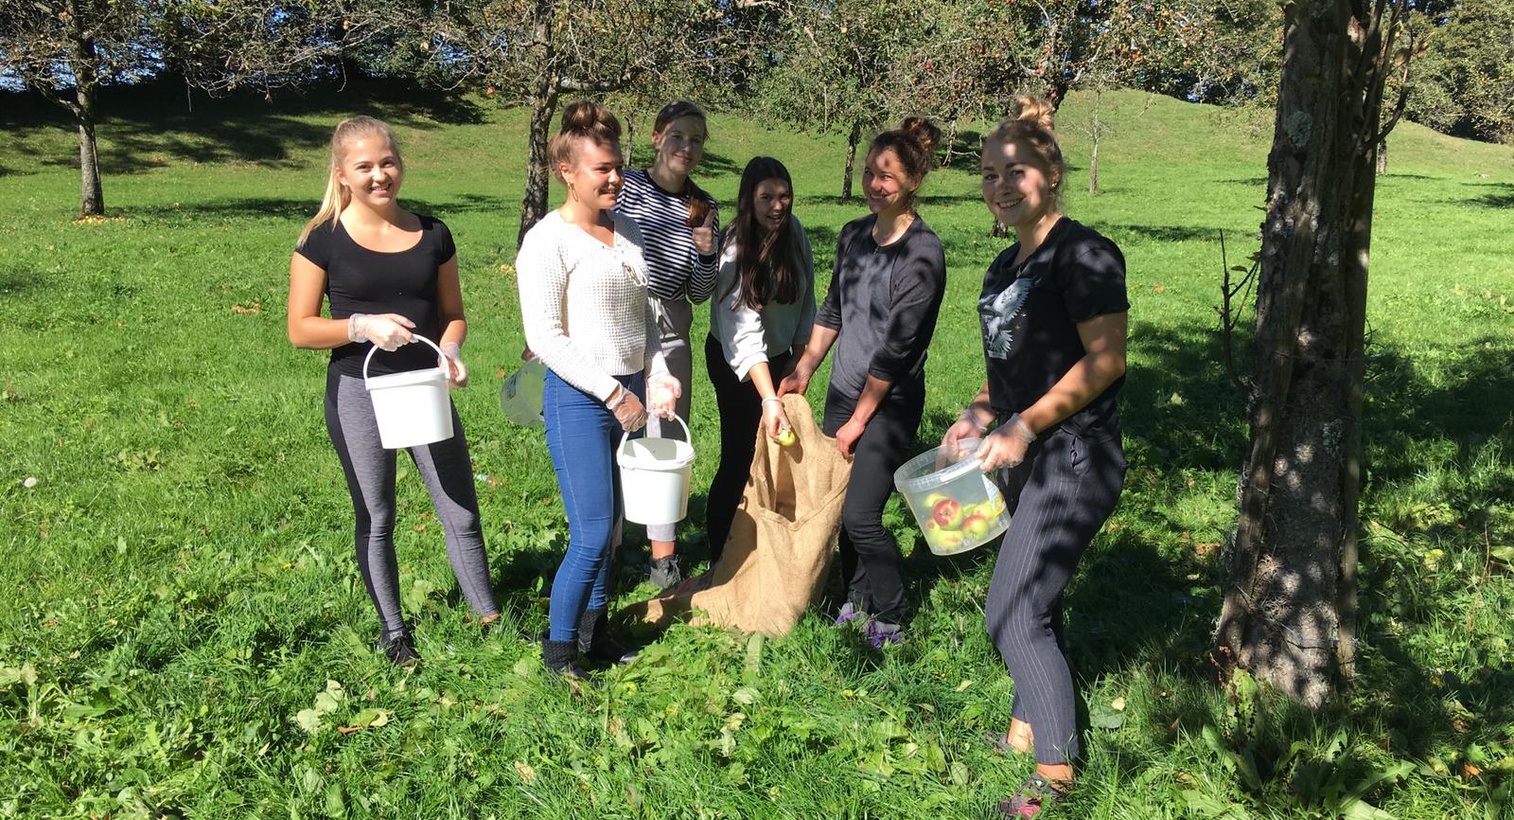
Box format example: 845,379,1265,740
544,369,644,641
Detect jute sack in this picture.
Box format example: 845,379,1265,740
623,394,852,636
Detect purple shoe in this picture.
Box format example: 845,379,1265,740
996,774,1066,817
834,601,867,626
863,618,903,648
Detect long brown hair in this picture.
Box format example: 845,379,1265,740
722,156,801,311
298,116,399,247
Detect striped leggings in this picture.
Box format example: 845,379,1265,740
986,427,1125,765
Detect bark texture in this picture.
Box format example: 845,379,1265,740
841,118,862,202
1216,0,1405,707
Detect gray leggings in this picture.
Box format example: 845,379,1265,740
324,370,498,640
986,428,1125,765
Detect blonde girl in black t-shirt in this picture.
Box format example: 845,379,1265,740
287,116,500,668
942,98,1129,816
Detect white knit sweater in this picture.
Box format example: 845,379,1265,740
516,210,668,402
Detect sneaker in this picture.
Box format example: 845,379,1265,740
833,600,867,627
648,555,683,591
377,633,420,669
863,618,904,649
996,774,1067,817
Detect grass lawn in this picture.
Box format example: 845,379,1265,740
1,82,1511,818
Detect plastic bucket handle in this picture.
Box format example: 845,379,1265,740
618,412,691,460
362,333,447,386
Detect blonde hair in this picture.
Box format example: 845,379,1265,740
986,97,1064,201
297,116,400,248
548,100,622,183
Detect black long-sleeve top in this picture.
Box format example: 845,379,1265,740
816,214,946,418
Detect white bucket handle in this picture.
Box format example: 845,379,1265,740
618,412,690,454
362,333,447,386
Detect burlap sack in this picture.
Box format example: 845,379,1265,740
623,394,852,636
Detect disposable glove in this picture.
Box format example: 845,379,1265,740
348,313,414,351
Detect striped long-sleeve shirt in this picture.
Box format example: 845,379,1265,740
615,169,720,341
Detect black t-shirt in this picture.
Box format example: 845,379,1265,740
979,217,1128,440
295,215,456,377
816,214,946,420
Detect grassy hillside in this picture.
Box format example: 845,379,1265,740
1,82,1511,818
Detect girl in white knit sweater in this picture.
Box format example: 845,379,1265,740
515,101,681,679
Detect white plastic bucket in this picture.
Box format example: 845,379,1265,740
893,438,1009,556
617,414,695,526
362,335,454,450
499,358,545,427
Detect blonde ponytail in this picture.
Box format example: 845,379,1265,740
298,116,401,248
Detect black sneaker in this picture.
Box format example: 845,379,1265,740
648,555,683,591
377,633,420,669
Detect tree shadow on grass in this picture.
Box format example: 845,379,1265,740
1109,223,1228,244
1461,181,1514,209
4,77,487,175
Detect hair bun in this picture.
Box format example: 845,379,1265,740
1014,97,1056,132
560,100,622,141
899,116,942,155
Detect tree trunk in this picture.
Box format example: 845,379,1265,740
1215,0,1402,706
841,118,861,202
516,0,558,248
1376,139,1388,175
1088,90,1102,195
518,83,560,248
625,117,636,169
67,1,104,217
76,86,103,217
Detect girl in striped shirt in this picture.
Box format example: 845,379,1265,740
615,101,720,590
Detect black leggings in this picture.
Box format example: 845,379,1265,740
985,428,1125,765
824,385,925,625
704,334,792,563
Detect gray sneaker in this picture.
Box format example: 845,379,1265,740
648,555,682,591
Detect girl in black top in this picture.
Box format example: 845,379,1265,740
780,118,947,647
942,98,1129,815
288,116,499,668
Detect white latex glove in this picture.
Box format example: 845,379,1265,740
440,342,468,388
977,413,1037,472
761,397,791,439
646,373,682,418
348,313,414,351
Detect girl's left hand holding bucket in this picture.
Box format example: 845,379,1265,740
647,373,682,418
439,342,468,388
976,413,1036,472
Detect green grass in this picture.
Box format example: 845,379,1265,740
1,81,1512,818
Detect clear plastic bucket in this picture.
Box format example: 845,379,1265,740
362,335,454,450
499,358,545,427
893,438,1009,555
618,414,696,526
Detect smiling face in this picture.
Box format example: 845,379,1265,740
336,137,403,209
751,177,793,236
652,115,707,179
862,147,916,216
561,137,624,211
980,137,1059,231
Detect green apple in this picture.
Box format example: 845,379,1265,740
776,427,797,447
961,512,991,540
